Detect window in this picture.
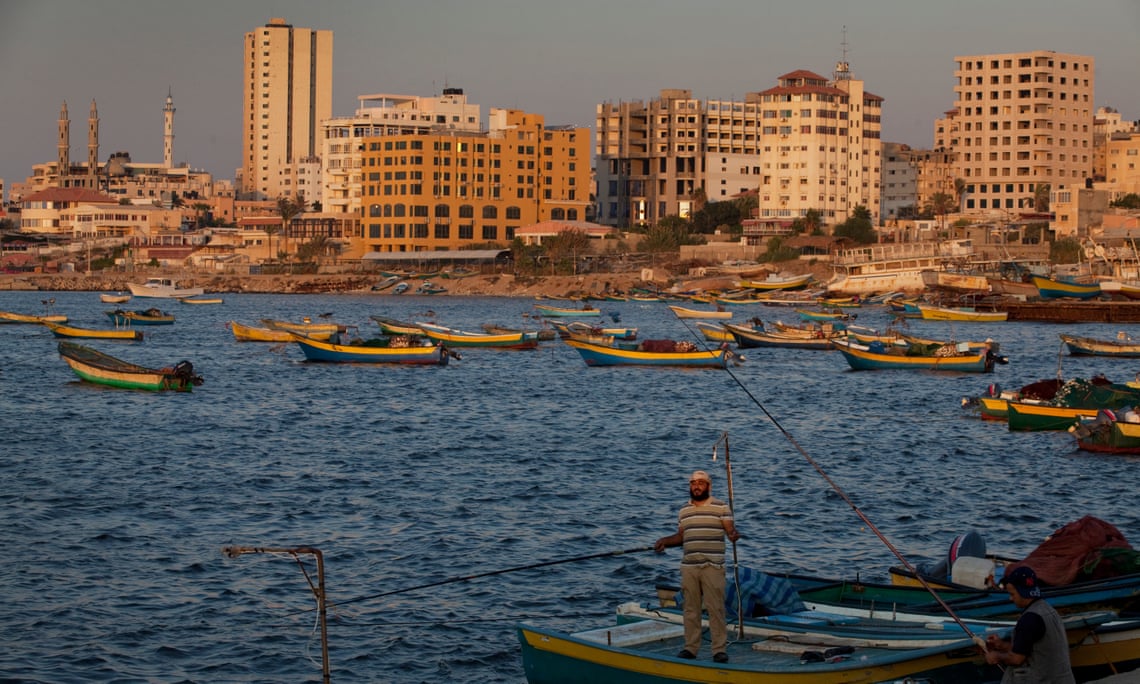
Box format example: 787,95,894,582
482,206,498,219
506,206,521,220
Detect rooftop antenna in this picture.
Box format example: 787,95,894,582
834,25,852,81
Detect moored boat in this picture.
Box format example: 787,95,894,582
229,320,334,343
105,308,175,326
564,338,733,368
57,341,202,391
370,315,423,336
261,318,342,335
417,321,538,349
667,304,732,320
832,338,997,373
45,321,143,341
736,272,814,291
178,297,224,305
1060,332,1140,357
291,333,450,365
1071,410,1140,454
1030,275,1101,300
99,293,131,304
126,277,204,299
0,310,68,324
533,303,602,318
917,304,1008,322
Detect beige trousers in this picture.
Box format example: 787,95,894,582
680,562,726,655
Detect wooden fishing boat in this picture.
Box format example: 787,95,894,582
482,323,558,341
694,321,733,343
99,293,131,304
564,338,732,368
519,600,1117,684
1071,411,1140,454
370,315,423,336
916,304,1008,322
986,276,1040,298
667,305,732,320
920,269,991,293
260,318,342,335
831,338,996,373
0,310,68,324
416,321,539,349
795,308,850,322
229,321,334,343
899,333,991,350
126,277,204,299
713,296,768,306
105,308,175,326
736,272,814,291
291,334,450,365
178,297,224,305
1006,402,1100,432
887,299,924,318
1060,332,1140,357
44,321,143,341
533,303,602,318
548,320,636,340
724,322,837,350
57,341,202,391
1030,274,1101,300
415,281,447,295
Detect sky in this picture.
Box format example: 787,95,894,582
1,0,1138,199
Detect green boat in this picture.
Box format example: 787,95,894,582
57,341,203,391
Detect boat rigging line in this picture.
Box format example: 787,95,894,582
326,545,655,611
670,308,989,649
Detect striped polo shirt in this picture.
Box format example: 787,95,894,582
679,497,732,566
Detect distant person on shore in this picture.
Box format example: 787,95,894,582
983,566,1075,683
654,469,740,663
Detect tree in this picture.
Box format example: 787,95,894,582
545,228,592,274
927,192,955,237
274,196,303,261
760,236,799,263
1110,193,1140,210
833,205,876,244
642,216,705,253
1049,236,1082,264
191,202,211,228
953,177,967,211
689,200,744,235
1034,184,1051,213
790,208,823,235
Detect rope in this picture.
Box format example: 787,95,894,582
670,307,988,647
327,545,655,610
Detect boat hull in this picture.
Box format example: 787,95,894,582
917,305,1008,322
1074,419,1140,454
1031,275,1101,300
667,305,732,319
127,280,204,299
105,310,175,326
292,336,449,365
230,321,333,342
1007,402,1099,432
565,339,729,368
417,322,538,349
832,340,992,372
534,305,602,318
45,322,143,341
57,341,200,391
1060,333,1140,357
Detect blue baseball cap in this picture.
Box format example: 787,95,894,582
1001,566,1042,599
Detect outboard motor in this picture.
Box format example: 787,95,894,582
172,360,205,387
916,530,987,581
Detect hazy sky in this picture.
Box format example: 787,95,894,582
1,0,1138,197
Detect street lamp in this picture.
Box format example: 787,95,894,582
222,545,330,684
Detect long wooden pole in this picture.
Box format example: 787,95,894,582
719,433,745,639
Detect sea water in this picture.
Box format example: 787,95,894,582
1,291,1137,682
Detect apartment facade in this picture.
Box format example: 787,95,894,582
881,142,920,222
240,18,333,201
320,89,482,217
950,50,1094,213
754,66,883,227
594,67,883,231
358,109,590,253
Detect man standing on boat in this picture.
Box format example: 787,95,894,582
654,470,740,663
983,566,1075,683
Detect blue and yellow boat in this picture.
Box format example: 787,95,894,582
1031,275,1101,300
832,338,995,372
564,338,731,368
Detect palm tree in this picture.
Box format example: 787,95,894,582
1034,184,1051,213
929,192,955,238
274,197,303,261
953,178,966,212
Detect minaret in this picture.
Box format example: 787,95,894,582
163,89,175,168
88,99,99,179
58,102,70,177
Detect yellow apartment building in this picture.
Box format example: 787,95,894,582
357,109,590,253
241,18,333,201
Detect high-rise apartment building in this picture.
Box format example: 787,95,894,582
950,50,1094,214
359,109,590,253
755,65,882,226
595,89,704,227
241,18,332,201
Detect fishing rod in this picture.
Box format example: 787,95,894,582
328,545,655,610
713,432,745,640
669,306,988,647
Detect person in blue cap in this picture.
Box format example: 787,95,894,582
984,566,1075,683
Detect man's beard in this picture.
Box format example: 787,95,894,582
690,489,710,502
